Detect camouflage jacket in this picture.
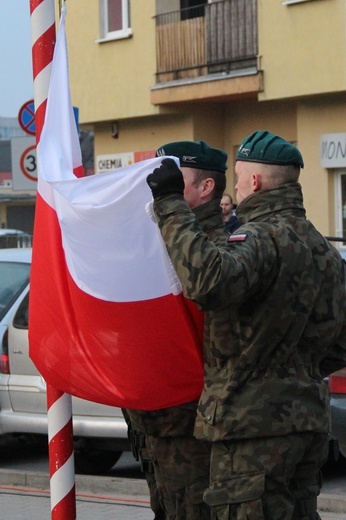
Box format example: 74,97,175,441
126,198,226,437
153,183,346,442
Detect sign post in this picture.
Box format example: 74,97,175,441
29,1,76,518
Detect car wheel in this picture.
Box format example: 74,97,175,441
74,440,123,474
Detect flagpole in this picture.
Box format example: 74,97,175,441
29,1,76,519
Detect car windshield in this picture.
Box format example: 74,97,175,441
0,262,30,321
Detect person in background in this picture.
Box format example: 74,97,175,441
146,130,346,520
220,193,240,234
125,139,228,520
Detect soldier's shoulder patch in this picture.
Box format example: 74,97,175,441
227,233,248,243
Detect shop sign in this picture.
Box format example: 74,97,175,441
96,152,134,173
321,133,346,168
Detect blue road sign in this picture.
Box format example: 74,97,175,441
18,100,36,136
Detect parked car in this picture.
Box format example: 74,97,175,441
329,368,346,459
0,248,129,474
329,247,346,460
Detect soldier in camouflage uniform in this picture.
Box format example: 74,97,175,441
146,130,346,520
125,140,229,519
122,408,165,519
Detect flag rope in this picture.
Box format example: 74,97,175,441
29,1,76,519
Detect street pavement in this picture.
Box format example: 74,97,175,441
0,489,152,519
0,467,345,520
0,444,345,519
0,469,152,519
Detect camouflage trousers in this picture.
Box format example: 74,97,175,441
124,403,211,519
141,445,167,520
146,434,212,520
204,432,328,520
122,409,165,519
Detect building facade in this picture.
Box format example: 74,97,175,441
65,0,346,248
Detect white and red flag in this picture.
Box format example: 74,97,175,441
29,7,204,410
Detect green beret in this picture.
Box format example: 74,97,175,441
156,140,228,173
236,130,304,168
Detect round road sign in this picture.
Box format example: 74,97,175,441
20,145,37,182
18,100,36,136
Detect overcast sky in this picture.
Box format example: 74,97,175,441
0,0,33,118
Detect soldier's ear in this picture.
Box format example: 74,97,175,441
201,178,215,198
253,173,262,192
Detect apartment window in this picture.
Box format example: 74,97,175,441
180,0,207,20
99,0,131,41
282,0,322,4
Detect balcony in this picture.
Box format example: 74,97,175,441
151,0,263,105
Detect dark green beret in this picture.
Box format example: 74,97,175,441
156,140,228,173
236,130,304,168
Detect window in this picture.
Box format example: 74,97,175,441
282,0,323,4
334,170,346,248
180,0,207,20
13,293,29,329
0,262,30,322
99,0,131,41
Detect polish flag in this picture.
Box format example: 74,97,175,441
28,8,204,409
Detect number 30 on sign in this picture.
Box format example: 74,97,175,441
11,136,37,191
20,145,37,181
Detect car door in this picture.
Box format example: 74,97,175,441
7,287,47,413
9,289,126,424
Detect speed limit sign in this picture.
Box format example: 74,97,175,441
20,145,37,181
11,137,37,191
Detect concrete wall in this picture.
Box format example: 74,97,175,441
259,0,346,100
66,0,158,123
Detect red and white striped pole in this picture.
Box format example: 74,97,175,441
47,388,76,518
29,1,76,518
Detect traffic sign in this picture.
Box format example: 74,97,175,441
20,144,37,181
18,100,36,136
11,137,37,191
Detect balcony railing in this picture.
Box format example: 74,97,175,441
0,233,32,249
155,0,258,84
